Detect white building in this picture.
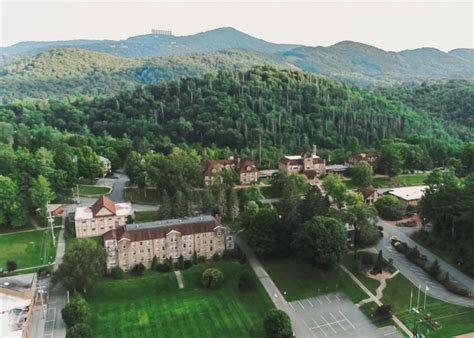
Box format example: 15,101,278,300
386,185,428,210
74,196,132,238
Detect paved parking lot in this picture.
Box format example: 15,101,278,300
287,293,402,338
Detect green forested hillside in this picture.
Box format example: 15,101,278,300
1,67,467,167
0,48,281,103
378,80,474,139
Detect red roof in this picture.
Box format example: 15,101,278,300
103,218,222,242
90,195,116,217
357,186,378,199
203,158,258,176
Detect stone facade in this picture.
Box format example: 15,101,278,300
203,157,258,186
346,153,378,167
103,215,234,272
74,196,132,238
278,152,326,179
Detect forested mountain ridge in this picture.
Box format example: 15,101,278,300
279,42,473,86
0,48,283,103
1,31,473,102
378,80,474,140
0,27,299,58
1,67,468,168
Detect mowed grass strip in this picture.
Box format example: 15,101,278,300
86,261,273,338
124,187,160,204
344,174,429,190
78,184,110,196
261,257,367,303
0,228,60,271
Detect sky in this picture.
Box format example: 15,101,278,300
1,1,472,51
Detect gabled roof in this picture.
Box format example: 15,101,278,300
358,186,378,199
279,153,324,165
239,160,258,173
90,195,116,217
203,158,258,176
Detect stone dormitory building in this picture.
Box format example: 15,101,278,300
278,151,326,182
74,196,133,238
102,215,234,272
203,157,258,186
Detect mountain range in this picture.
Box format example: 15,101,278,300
0,27,472,102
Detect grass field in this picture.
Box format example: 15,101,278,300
372,273,474,337
0,228,60,271
86,261,273,338
344,174,429,190
261,258,367,303
340,253,381,295
124,187,160,204
78,185,110,196
134,211,161,223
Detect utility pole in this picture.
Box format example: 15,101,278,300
47,206,56,247
416,284,421,311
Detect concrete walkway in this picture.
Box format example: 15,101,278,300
175,270,185,289
235,235,309,337
340,265,412,337
357,270,400,307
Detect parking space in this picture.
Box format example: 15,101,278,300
287,293,402,338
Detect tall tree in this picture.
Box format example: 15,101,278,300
291,216,347,269
322,173,347,210
352,160,373,187
53,239,106,292
29,175,55,225
377,141,404,177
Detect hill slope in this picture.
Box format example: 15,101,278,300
0,27,299,58
0,48,283,102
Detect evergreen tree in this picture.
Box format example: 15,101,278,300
226,188,239,220
160,189,172,219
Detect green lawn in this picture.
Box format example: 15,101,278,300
125,187,160,204
341,253,381,295
380,273,474,337
0,228,60,272
134,211,161,223
261,258,367,303
78,185,111,196
344,174,428,190
86,261,274,338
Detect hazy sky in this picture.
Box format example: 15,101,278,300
1,1,472,51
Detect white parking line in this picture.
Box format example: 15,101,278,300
298,300,305,309
289,302,296,311
335,294,341,302
312,319,328,338
329,312,346,331
326,295,332,303
307,299,314,307
384,330,398,336
321,315,337,334
302,320,317,338
338,311,356,329
317,297,323,305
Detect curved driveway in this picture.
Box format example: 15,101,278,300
376,218,474,308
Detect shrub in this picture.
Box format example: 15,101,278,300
156,263,171,272
197,256,207,264
444,280,471,297
66,323,93,338
183,260,193,270
61,294,91,327
375,195,401,220
264,309,293,338
222,249,232,260
407,246,420,261
6,260,17,272
374,305,392,321
428,259,441,278
238,271,256,292
111,266,124,279
212,252,221,261
151,256,158,271
130,263,146,276
201,268,224,289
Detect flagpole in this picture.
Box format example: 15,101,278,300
424,286,428,310
409,288,413,313
416,284,421,310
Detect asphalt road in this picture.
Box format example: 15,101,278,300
376,218,474,308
